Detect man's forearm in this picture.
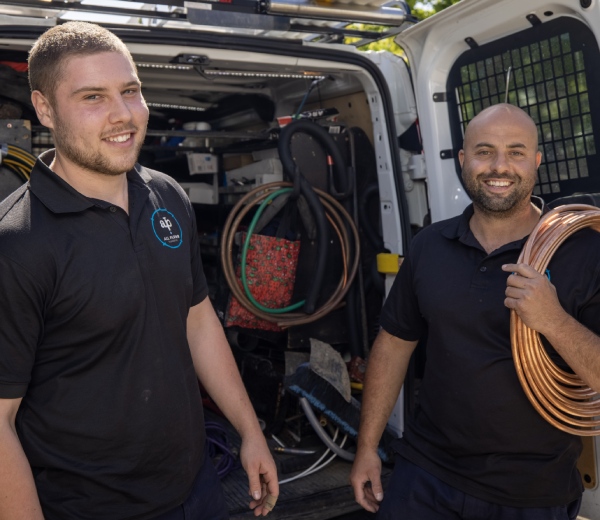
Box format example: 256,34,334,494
187,299,278,514
543,313,600,393
357,331,418,451
187,298,261,438
504,263,600,392
350,331,417,512
197,342,261,438
0,423,43,520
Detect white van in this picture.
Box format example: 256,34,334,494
0,1,599,518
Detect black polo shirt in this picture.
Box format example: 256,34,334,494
380,198,600,508
0,151,208,519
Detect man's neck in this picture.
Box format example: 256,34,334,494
468,200,541,255
50,151,129,214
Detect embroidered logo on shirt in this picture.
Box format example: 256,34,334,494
151,208,183,249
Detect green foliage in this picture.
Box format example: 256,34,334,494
407,0,462,20
346,0,462,55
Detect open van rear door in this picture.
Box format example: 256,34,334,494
396,1,600,516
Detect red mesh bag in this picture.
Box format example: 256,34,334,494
225,233,301,331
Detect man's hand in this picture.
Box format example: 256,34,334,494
502,263,569,335
349,446,383,513
240,433,279,516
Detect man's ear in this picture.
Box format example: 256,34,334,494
31,90,55,130
458,149,465,168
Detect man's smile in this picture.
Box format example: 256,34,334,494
104,133,132,143
486,179,512,187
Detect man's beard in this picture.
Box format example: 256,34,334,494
52,116,145,177
462,170,536,218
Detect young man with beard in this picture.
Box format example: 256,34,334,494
350,104,600,519
0,22,278,520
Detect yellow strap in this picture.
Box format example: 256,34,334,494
376,253,403,274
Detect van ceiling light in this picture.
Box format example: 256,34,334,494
136,61,324,79
146,102,206,112
203,70,326,80
137,62,195,70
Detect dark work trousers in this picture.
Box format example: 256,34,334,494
376,456,582,520
151,454,229,520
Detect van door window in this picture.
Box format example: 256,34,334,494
446,17,600,202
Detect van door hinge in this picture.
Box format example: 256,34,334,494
440,149,454,160
432,92,447,102
526,14,542,26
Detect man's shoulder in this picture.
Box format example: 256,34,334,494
555,226,600,260
422,214,463,234
136,165,192,206
0,182,29,211
410,213,463,249
138,165,184,192
0,184,47,270
0,184,33,234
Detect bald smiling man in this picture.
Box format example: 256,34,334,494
350,104,600,520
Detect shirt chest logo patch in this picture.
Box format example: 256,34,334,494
151,208,183,249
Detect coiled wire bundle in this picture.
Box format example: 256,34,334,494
220,181,360,329
511,204,600,436
1,143,36,181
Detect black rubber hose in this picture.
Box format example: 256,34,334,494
359,183,385,252
280,119,352,198
342,128,363,358
279,121,333,314
358,183,386,298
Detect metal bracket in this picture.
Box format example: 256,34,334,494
0,120,31,153
526,13,542,26
440,149,454,160
465,37,478,49
173,54,211,66
432,92,447,103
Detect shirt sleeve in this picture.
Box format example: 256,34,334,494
552,228,600,336
167,175,210,308
0,253,44,398
186,199,209,307
577,266,600,336
379,251,426,341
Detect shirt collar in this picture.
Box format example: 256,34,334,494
29,149,151,214
440,196,546,245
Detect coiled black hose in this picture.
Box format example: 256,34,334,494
278,120,344,314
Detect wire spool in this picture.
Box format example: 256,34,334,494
511,204,600,436
220,181,360,329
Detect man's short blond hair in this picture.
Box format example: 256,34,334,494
28,21,136,103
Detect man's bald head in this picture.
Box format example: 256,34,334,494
464,103,539,150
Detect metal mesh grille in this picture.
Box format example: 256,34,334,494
448,19,600,200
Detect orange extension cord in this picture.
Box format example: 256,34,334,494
511,204,600,436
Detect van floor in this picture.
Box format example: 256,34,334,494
208,410,391,520
224,457,370,519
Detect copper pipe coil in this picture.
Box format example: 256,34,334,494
220,181,360,329
511,204,600,435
